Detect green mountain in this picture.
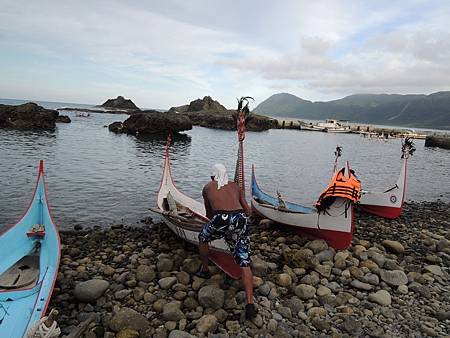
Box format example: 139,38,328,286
254,92,450,129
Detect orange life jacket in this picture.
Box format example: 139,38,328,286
316,167,361,211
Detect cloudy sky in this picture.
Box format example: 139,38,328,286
1,0,449,108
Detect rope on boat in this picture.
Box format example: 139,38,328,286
26,317,61,338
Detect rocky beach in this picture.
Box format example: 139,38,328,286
50,201,449,338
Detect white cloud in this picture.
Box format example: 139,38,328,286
0,0,449,105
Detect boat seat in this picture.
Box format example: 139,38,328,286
0,255,40,290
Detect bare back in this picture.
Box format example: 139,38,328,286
202,180,250,218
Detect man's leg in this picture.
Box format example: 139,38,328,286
198,241,210,272
241,266,254,304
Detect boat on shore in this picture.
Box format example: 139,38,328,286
152,97,254,279
0,161,60,337
358,138,415,218
152,137,242,279
251,164,359,250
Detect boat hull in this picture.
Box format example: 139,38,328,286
156,145,242,279
0,161,60,338
251,166,354,250
359,158,407,219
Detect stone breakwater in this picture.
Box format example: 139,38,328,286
50,202,450,338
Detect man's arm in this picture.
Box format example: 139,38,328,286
202,187,214,219
239,188,252,216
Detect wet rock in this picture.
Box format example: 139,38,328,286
109,112,192,135
162,301,185,321
157,255,174,272
315,264,332,278
294,284,316,300
369,290,392,306
168,331,196,338
74,279,110,303
276,273,292,287
311,317,330,331
176,271,190,285
424,265,444,276
252,257,269,276
159,277,177,290
379,269,408,286
198,285,225,310
136,265,155,283
435,311,450,321
196,314,218,334
341,316,362,335
56,115,71,123
317,286,331,297
382,240,405,254
109,308,149,332
115,289,132,300
116,329,139,338
306,239,329,253
351,280,373,291
0,102,59,130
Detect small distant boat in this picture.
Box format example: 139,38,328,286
75,112,90,117
359,138,415,218
302,119,351,133
0,161,60,337
251,164,359,250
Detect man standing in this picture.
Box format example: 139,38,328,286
197,163,256,319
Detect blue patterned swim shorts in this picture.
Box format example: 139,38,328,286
198,210,251,267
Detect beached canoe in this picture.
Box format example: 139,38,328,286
153,97,253,280
153,140,242,279
251,165,357,250
359,138,415,219
0,161,60,337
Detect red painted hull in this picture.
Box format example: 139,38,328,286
209,249,242,279
358,204,402,219
253,206,355,250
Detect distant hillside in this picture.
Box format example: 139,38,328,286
254,92,450,129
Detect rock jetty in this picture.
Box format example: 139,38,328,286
425,136,450,150
0,102,60,130
169,96,278,132
109,111,192,135
50,201,449,337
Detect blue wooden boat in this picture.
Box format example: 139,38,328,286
0,161,60,337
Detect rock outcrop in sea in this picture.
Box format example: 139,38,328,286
100,96,140,111
50,201,450,337
0,102,60,130
109,111,192,135
169,96,278,132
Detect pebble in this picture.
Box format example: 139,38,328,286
294,284,316,300
369,290,392,306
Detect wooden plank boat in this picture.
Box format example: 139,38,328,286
0,161,60,337
154,139,242,279
358,138,415,219
154,97,254,280
251,165,355,250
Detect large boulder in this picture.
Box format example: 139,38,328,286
198,285,225,310
100,96,140,110
109,112,192,135
168,96,278,131
109,307,150,332
73,279,110,302
0,103,59,130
